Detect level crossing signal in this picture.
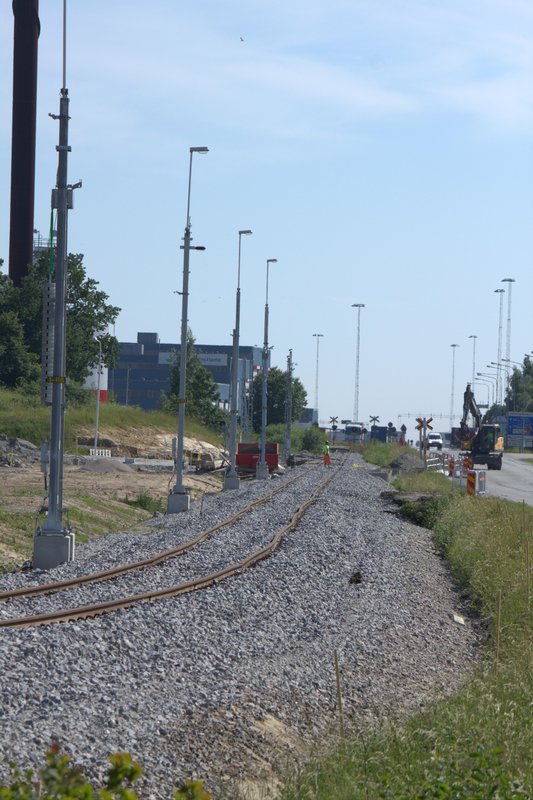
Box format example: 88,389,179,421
416,416,433,431
329,416,338,430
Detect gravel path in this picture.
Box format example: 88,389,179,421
0,456,481,798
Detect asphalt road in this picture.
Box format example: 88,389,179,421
482,452,533,506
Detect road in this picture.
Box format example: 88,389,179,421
482,453,533,506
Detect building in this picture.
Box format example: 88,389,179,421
108,332,263,419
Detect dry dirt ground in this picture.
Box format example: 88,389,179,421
0,428,224,565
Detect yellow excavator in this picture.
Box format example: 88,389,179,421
459,384,504,470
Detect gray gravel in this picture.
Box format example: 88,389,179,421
0,456,480,798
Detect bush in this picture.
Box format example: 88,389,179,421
122,492,164,515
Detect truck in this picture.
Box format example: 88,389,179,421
459,383,504,470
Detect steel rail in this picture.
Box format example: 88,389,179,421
0,465,340,629
0,464,318,602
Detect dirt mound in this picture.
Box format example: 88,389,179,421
78,459,135,473
390,450,425,474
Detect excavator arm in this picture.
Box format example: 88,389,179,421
459,383,482,440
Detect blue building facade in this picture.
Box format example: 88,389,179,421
108,332,263,414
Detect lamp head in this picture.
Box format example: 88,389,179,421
267,258,277,265
351,303,365,308
239,229,253,236
190,146,209,154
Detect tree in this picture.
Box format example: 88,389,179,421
0,310,40,390
0,251,120,388
250,366,307,432
161,330,226,429
504,357,533,413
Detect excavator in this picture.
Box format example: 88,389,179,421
459,383,504,470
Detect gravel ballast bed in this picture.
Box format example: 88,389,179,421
0,457,480,797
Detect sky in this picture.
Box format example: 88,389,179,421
1,0,532,439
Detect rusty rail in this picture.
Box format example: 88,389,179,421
0,465,340,628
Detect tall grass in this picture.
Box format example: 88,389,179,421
277,446,533,799
355,440,418,468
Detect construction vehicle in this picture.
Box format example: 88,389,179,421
459,383,504,470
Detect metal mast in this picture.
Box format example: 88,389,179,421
449,344,459,432
502,278,515,406
34,0,77,569
351,304,365,422
494,288,505,405
468,335,477,393
284,350,293,463
312,333,323,417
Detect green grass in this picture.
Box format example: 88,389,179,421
0,386,223,451
122,491,166,515
355,440,418,468
277,446,533,800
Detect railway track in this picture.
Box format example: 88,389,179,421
0,463,340,629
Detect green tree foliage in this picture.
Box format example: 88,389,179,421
0,310,40,390
0,252,120,391
250,366,307,432
161,330,226,429
505,356,533,412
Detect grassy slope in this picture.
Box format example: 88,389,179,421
0,388,223,567
278,442,533,800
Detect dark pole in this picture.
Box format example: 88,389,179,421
9,0,40,286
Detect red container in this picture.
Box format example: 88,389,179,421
236,442,279,472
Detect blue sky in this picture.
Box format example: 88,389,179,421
1,0,532,437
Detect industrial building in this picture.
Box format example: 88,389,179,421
108,332,263,415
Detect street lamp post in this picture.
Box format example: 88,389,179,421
450,344,459,432
494,288,505,405
168,146,208,513
224,229,252,491
351,304,365,422
468,335,477,392
477,372,497,406
93,336,102,453
312,333,324,418
501,277,515,404
256,258,277,480
474,379,491,407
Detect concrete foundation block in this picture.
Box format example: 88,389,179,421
167,491,190,513
33,532,75,570
223,474,241,491
255,463,270,480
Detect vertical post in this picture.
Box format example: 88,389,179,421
502,278,515,407
449,344,459,433
93,337,102,453
334,649,345,739
494,288,505,406
9,0,40,286
284,350,293,463
256,258,277,480
33,1,76,568
469,335,477,393
312,333,323,416
351,304,365,422
168,146,209,513
225,230,252,491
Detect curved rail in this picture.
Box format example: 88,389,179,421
0,466,317,602
0,465,340,629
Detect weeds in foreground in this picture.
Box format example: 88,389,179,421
0,742,213,799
